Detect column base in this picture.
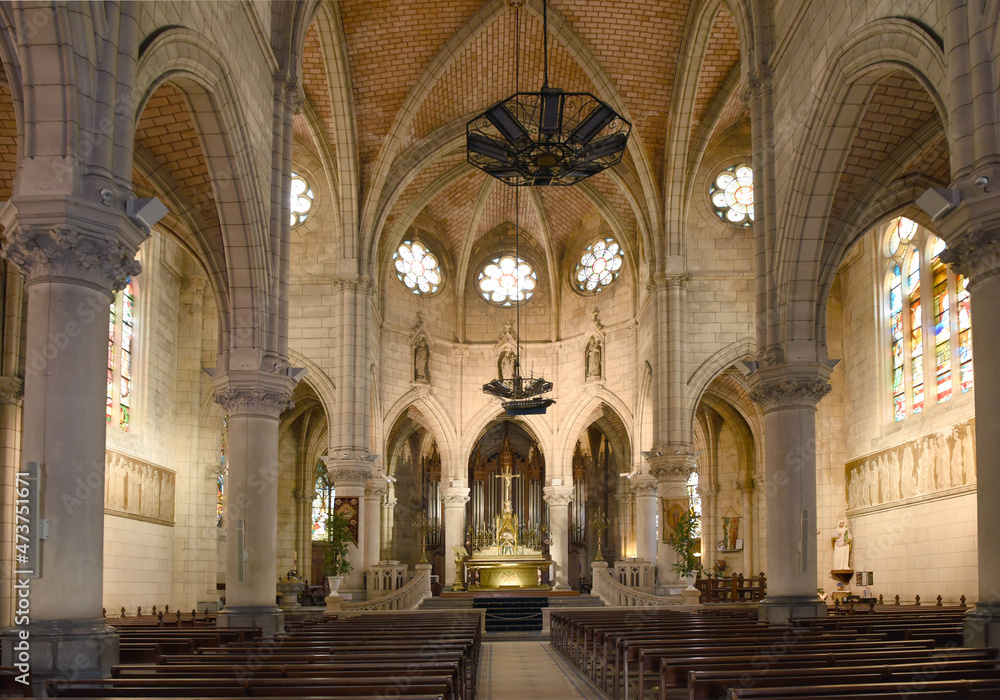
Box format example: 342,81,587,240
217,606,284,635
757,596,828,624
1,618,118,692
963,602,1000,647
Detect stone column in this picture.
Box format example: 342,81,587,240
213,372,295,635
0,377,23,629
322,460,373,594
631,474,658,564
651,456,695,591
937,228,1000,645
440,486,469,588
364,478,386,570
748,364,831,623
0,202,148,680
381,489,397,561
543,485,574,590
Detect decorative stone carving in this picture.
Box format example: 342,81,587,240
542,485,574,506
938,229,1000,285
629,474,658,496
322,459,374,487
0,376,23,405
105,449,175,525
585,337,602,379
365,480,387,499
214,388,294,416
440,487,470,507
412,314,431,384
749,377,832,410
648,453,696,481
2,224,141,291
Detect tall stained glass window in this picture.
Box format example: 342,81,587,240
107,279,137,431
217,416,228,527
289,173,314,227
882,217,973,423
312,462,335,541
686,470,702,538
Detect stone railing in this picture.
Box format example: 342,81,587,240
591,562,688,607
341,563,432,612
367,562,408,598
614,558,654,592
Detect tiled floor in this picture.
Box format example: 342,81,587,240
478,641,605,700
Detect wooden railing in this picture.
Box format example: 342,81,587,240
340,563,432,612
695,571,766,603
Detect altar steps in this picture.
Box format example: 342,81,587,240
475,596,546,632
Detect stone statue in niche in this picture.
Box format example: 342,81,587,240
414,338,430,382
499,349,516,381
586,338,602,378
832,519,852,570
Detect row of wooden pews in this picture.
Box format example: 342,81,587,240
45,612,482,700
550,606,1000,700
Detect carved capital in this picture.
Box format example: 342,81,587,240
741,64,773,106
214,388,293,416
2,224,141,291
542,485,574,506
321,458,374,487
0,376,23,405
938,228,1000,286
440,486,470,507
649,451,697,481
365,479,388,499
749,375,832,411
629,474,658,496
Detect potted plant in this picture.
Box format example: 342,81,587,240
323,511,354,595
666,508,703,588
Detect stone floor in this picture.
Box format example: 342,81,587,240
478,640,605,700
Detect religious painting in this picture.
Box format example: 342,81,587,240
661,498,687,543
104,449,175,526
334,496,360,544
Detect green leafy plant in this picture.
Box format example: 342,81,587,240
666,508,703,577
323,512,354,578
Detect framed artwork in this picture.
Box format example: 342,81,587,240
333,496,360,544
661,498,688,543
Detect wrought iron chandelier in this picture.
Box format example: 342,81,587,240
466,0,631,187
481,188,556,415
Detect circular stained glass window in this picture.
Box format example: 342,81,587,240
574,237,623,293
710,164,754,227
393,240,441,295
289,173,314,227
479,254,536,307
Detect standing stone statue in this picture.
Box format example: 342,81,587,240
499,350,516,381
832,519,852,571
414,339,430,382
586,338,602,378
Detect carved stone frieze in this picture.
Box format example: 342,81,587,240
0,376,23,405
2,225,141,291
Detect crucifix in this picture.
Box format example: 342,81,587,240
494,461,521,512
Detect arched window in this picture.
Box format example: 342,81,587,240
686,469,702,538
393,239,442,294
574,237,624,293
107,280,136,431
217,415,228,527
289,172,314,227
883,217,973,422
312,462,335,541
478,254,536,307
710,164,754,227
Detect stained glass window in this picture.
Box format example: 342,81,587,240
882,217,973,423
479,254,536,307
686,470,702,538
217,416,227,527
107,279,136,432
574,237,624,293
312,463,335,541
710,164,755,227
393,240,442,294
289,172,314,227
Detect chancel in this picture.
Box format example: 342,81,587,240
2,0,1000,697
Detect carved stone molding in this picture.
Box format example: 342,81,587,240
214,388,294,416
333,275,377,296
629,474,658,496
0,376,23,405
440,486,470,507
938,228,1000,285
2,225,141,291
749,377,832,411
321,458,374,487
542,485,574,506
649,452,696,481
365,480,388,499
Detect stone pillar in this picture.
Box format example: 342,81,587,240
543,485,573,590
0,202,149,680
381,489,397,561
631,474,658,564
748,364,831,624
212,372,295,635
364,478,386,570
322,460,373,594
651,456,695,590
440,487,469,588
0,377,23,629
936,228,1000,645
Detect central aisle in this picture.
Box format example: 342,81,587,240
478,641,606,700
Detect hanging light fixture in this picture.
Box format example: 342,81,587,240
481,188,556,415
467,0,631,186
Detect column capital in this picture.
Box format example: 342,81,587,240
212,370,295,417
748,363,832,411
645,271,690,294
365,478,388,499
629,474,658,495
542,484,574,506
440,486,470,506
321,458,374,487
0,196,149,292
0,376,23,405
938,227,1000,286
648,451,697,481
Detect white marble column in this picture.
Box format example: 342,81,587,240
631,474,658,564
364,478,386,570
936,228,1000,645
322,460,373,594
440,486,469,588
748,364,831,623
651,457,695,590
543,485,574,590
213,372,295,635
0,202,148,678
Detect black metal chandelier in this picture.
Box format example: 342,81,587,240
466,0,631,187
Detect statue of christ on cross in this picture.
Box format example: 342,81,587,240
495,462,520,512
